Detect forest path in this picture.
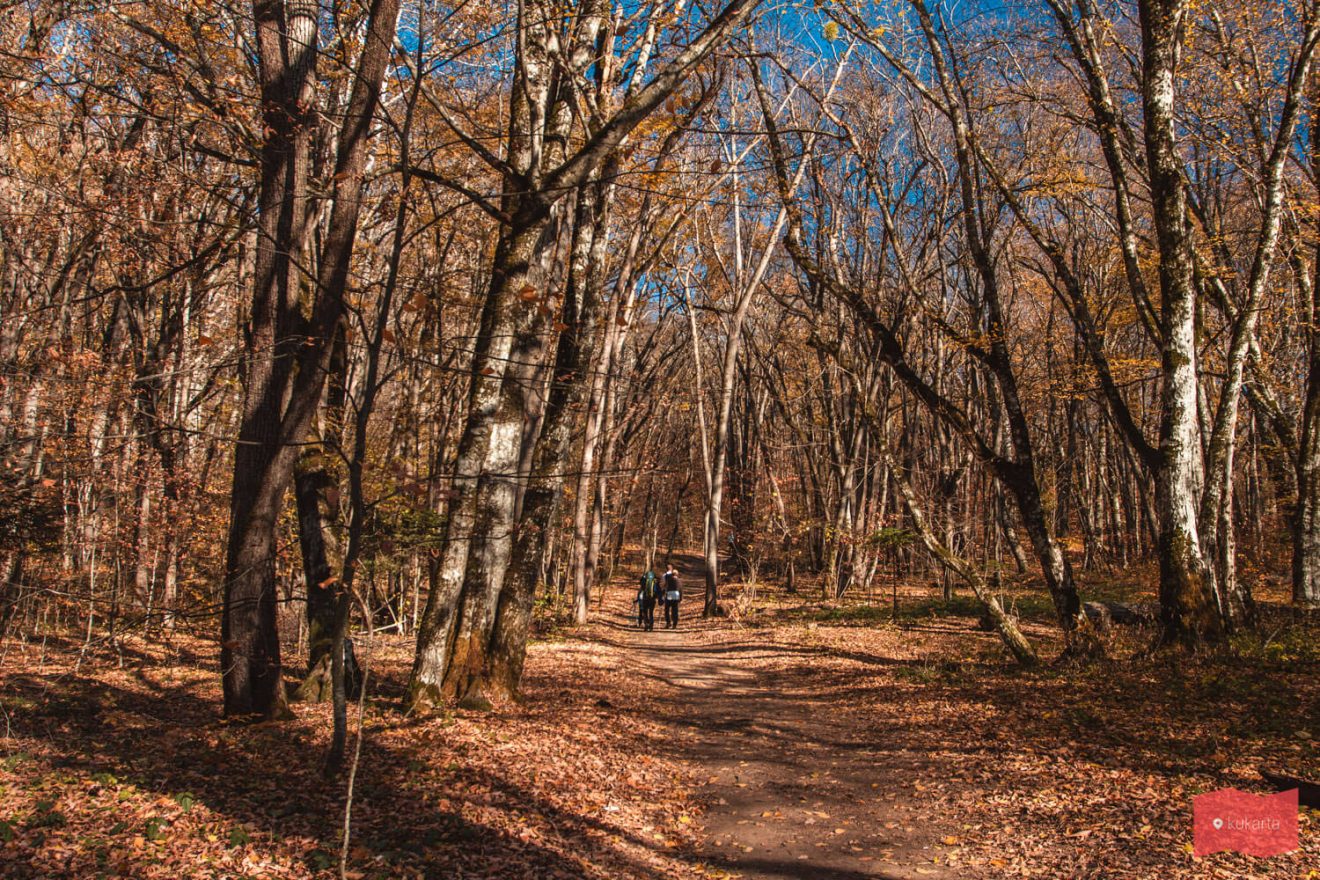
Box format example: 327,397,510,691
586,555,965,880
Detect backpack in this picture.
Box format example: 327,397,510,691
640,571,659,601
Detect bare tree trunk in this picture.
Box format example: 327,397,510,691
1195,16,1318,623
1297,251,1320,608
293,329,349,701
1138,0,1223,647
667,462,693,562
409,213,552,711
414,0,761,703
572,319,612,624
879,438,1037,666
222,0,320,719
224,0,398,717
487,174,615,698
698,170,819,616
1295,79,1320,609
0,550,24,637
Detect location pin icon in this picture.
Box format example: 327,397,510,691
1212,818,1224,830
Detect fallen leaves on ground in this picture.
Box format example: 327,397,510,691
0,631,703,879
0,566,1315,880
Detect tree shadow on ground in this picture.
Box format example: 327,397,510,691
696,854,905,880
0,660,687,880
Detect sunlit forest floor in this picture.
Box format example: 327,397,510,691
0,556,1316,879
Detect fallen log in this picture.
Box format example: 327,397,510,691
1083,601,1157,632
1259,768,1320,808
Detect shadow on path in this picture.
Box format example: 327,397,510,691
589,555,967,880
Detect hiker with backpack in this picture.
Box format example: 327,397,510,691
662,564,682,629
637,568,660,631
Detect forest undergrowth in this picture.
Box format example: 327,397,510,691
0,566,1315,880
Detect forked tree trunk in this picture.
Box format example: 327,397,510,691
486,171,616,699
407,0,762,710
224,0,399,717
409,212,552,711
439,227,557,707
222,0,319,719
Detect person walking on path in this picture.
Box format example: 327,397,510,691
662,564,682,629
637,568,660,631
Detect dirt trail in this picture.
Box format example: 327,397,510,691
588,557,966,880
